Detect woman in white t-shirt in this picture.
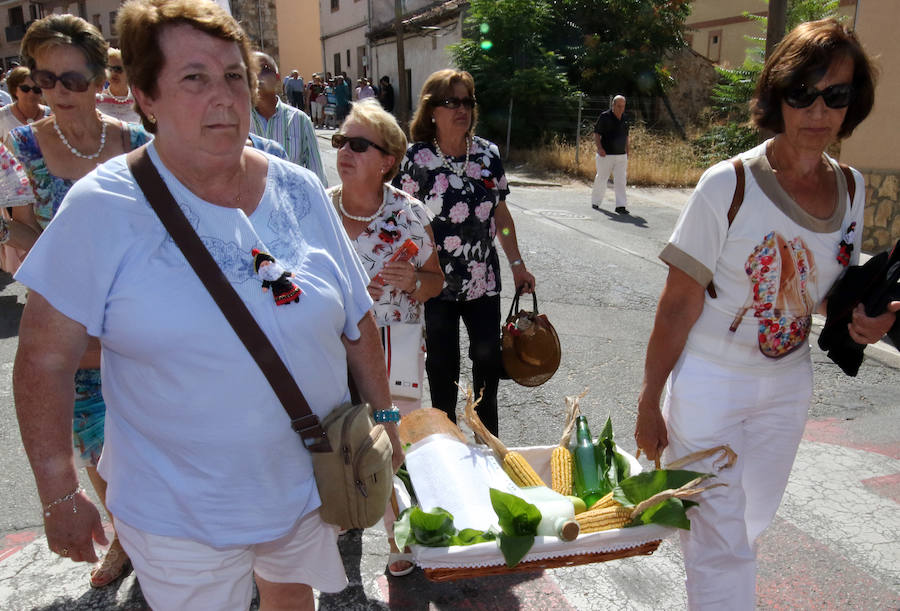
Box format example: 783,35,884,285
634,19,897,611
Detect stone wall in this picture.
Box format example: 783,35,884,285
230,0,280,63
861,170,900,252
654,47,719,129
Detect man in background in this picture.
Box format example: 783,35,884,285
283,69,304,110
250,52,327,185
377,75,394,113
592,95,630,215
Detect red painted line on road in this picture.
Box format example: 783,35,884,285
861,473,900,505
757,517,899,608
0,531,38,562
802,418,900,459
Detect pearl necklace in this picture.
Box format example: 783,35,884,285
339,186,386,222
433,136,471,178
105,86,132,103
53,114,107,160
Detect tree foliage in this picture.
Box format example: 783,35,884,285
546,0,691,96
450,0,571,145
450,0,690,145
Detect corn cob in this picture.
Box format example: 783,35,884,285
550,446,574,496
587,491,618,511
550,389,587,496
575,504,633,533
462,387,546,487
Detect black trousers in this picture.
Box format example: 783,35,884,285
424,295,501,436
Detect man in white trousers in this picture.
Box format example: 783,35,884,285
592,95,630,215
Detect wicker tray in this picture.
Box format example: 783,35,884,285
395,440,675,582
422,540,661,582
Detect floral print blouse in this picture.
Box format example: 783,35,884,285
392,135,509,302
328,183,435,325
0,142,33,207
6,122,151,229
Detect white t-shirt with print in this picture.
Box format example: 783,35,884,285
660,140,864,372
15,144,373,546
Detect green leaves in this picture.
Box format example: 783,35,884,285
613,469,713,530
393,507,495,550
490,488,542,535
489,488,542,567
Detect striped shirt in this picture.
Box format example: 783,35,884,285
250,97,328,186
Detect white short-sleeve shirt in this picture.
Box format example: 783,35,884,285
660,140,864,371
15,143,373,546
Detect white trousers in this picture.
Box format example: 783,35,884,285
592,153,628,208
310,101,323,123
662,352,812,611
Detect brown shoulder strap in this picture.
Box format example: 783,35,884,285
125,146,331,452
707,158,745,298
839,163,856,206
726,157,745,227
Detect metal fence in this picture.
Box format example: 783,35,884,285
497,93,676,161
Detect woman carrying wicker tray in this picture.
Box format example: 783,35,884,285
634,19,896,611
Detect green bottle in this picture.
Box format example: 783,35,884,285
572,416,604,507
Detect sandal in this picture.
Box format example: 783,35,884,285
387,552,415,577
89,537,131,588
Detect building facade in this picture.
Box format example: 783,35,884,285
319,0,464,109
686,0,858,68
273,0,322,81
0,0,122,71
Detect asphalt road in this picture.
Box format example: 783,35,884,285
0,132,897,610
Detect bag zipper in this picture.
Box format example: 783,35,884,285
352,425,383,498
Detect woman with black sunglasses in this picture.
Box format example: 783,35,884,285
634,19,896,609
95,48,140,124
327,98,443,577
4,14,151,590
0,65,50,274
392,69,535,438
0,66,50,142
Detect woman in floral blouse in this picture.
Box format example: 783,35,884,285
327,99,443,577
393,69,535,436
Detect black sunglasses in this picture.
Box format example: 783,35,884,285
31,69,92,93
436,96,476,110
258,65,276,77
332,133,389,155
18,84,41,94
108,65,125,74
784,83,853,109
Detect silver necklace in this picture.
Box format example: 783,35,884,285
433,136,471,178
338,186,386,222
53,113,107,160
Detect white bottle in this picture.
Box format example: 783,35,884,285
516,486,580,541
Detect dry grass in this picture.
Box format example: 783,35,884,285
511,124,705,188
